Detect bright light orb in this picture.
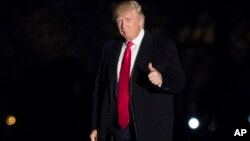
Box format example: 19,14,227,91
188,117,199,129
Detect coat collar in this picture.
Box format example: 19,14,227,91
131,31,153,76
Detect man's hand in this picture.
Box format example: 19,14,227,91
90,130,97,141
148,62,163,87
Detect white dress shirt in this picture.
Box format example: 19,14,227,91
117,29,145,81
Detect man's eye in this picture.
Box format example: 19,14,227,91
126,19,132,21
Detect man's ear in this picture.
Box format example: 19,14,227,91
139,18,144,27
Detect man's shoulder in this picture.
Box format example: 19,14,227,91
102,37,123,53
143,30,173,43
104,36,122,47
103,39,116,46
147,34,175,50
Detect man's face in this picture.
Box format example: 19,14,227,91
116,9,143,41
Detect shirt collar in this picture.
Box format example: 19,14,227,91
131,28,145,47
125,28,145,48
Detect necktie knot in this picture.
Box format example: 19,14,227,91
127,41,133,48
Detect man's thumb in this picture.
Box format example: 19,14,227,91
148,62,156,72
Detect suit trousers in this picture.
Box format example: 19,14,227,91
112,126,134,141
111,117,137,141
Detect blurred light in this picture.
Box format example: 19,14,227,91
248,114,250,124
188,117,199,129
6,115,16,126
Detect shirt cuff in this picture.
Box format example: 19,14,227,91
157,82,162,87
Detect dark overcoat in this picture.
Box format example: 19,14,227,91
91,31,185,141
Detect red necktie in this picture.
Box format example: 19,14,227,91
118,41,133,129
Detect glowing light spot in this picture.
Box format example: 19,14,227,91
188,117,199,129
6,115,16,126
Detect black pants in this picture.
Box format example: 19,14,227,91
112,123,136,141
112,126,131,141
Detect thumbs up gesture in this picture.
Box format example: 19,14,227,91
148,62,163,87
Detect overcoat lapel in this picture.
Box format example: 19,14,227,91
108,39,123,99
131,32,153,79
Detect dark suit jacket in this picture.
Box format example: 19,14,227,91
91,31,185,141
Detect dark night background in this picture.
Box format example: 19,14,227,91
0,0,249,141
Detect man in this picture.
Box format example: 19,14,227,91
90,1,185,141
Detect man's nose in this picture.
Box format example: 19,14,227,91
121,21,125,28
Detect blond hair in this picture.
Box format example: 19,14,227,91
113,0,145,22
